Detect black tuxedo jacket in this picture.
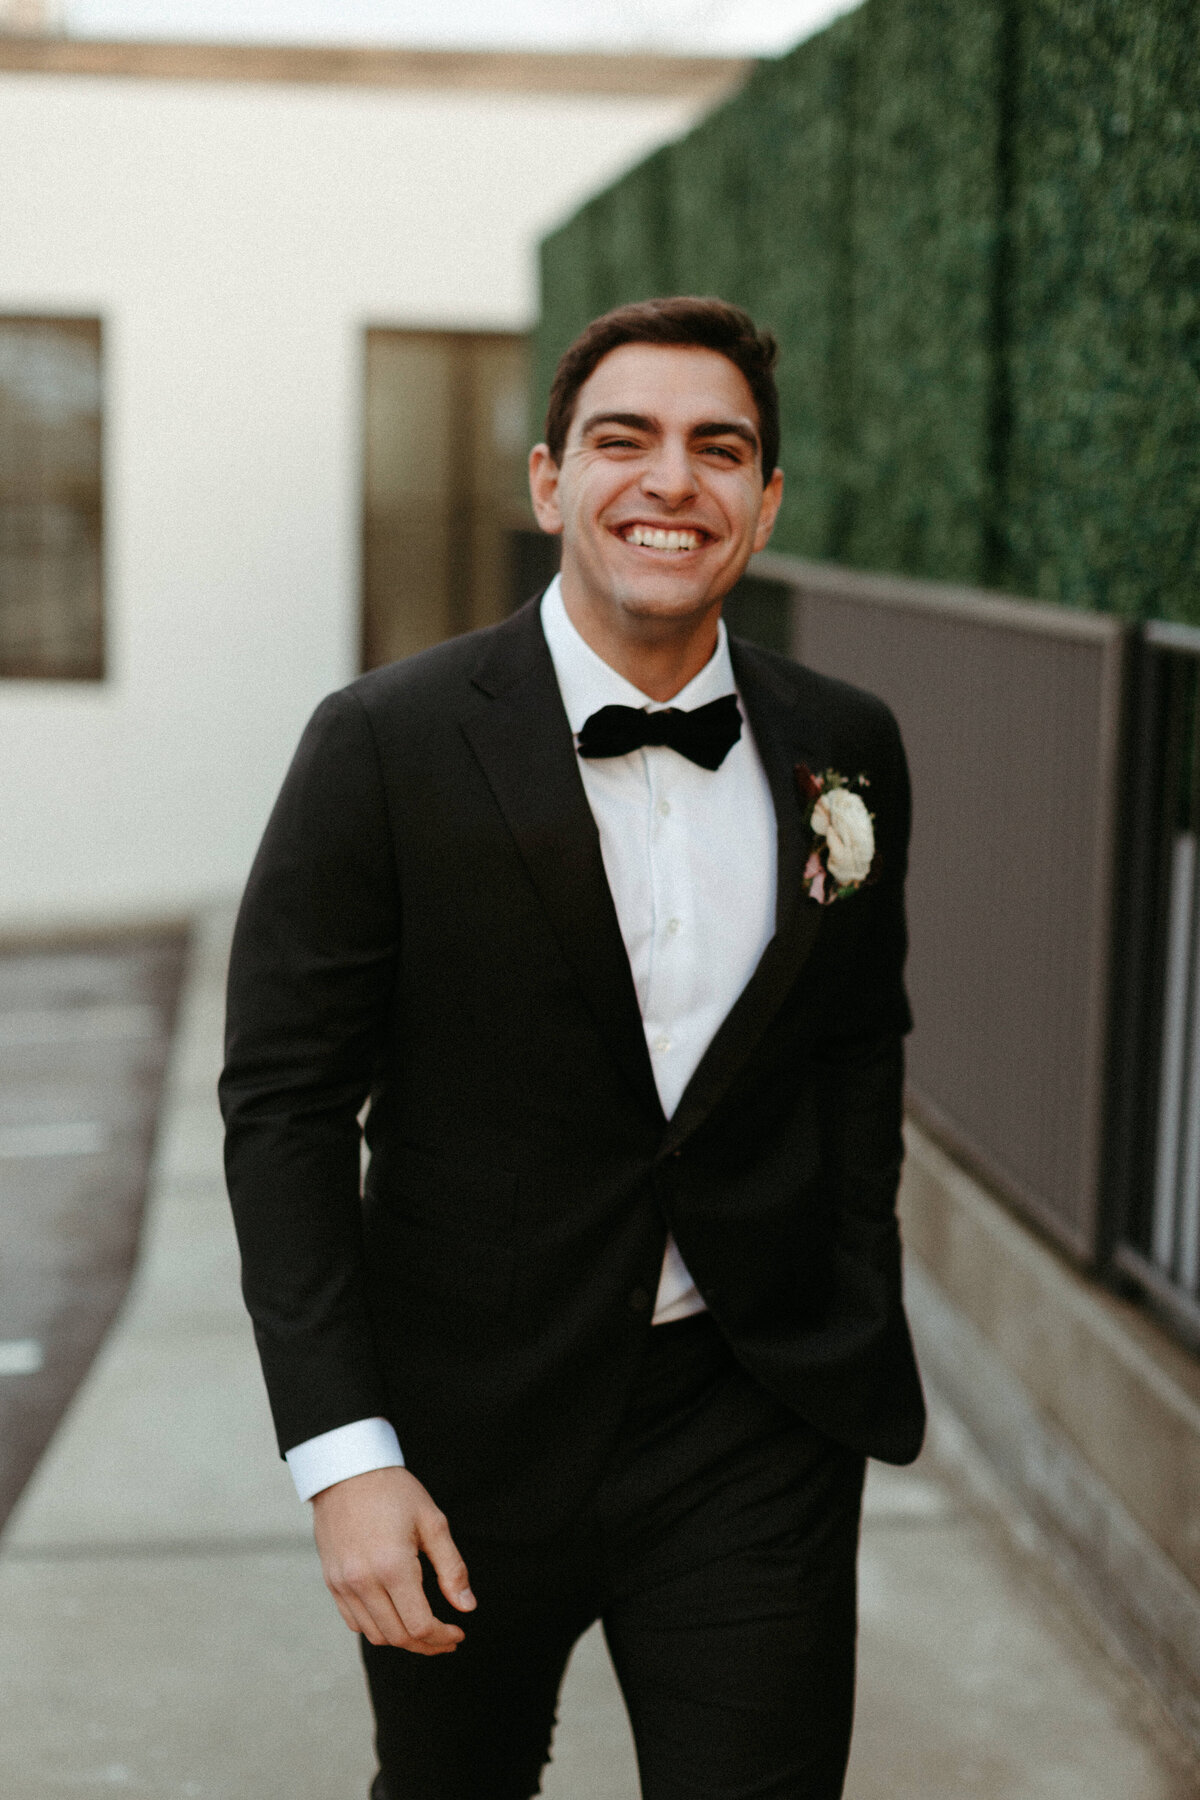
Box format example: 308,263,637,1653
220,598,924,1538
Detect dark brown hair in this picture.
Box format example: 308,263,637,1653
543,296,780,476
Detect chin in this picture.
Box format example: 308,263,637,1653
609,565,713,607
623,580,723,620
615,589,709,625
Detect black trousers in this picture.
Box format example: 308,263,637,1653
363,1313,866,1800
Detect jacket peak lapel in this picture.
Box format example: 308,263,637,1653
460,605,663,1124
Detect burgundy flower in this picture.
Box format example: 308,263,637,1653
794,762,824,804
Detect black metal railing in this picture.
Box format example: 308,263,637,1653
1111,623,1200,1348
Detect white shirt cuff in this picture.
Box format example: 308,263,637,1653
285,1416,404,1502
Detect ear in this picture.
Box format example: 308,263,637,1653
528,444,564,536
752,467,784,553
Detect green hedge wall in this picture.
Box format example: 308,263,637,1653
1005,0,1200,619
844,0,1004,584
534,0,1200,622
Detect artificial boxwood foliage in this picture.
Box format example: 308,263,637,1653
678,23,860,561
534,0,1199,622
1005,0,1200,619
532,145,678,443
533,212,595,432
844,0,1004,585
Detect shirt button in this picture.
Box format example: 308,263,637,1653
666,918,681,935
653,1034,671,1053
657,798,671,817
628,1286,651,1314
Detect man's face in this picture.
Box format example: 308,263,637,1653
529,342,783,642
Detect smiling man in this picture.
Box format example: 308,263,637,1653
221,297,924,1800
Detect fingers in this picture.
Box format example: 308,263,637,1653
379,1537,466,1653
330,1584,396,1646
325,1544,465,1653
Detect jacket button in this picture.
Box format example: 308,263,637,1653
628,1286,651,1314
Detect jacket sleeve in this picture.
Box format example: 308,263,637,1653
219,686,399,1454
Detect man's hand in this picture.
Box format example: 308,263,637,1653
311,1465,476,1654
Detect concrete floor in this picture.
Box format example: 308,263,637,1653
1,906,1197,1799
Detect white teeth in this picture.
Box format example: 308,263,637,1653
624,526,699,551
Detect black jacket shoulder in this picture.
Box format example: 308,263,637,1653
728,631,905,760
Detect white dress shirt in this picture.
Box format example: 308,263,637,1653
285,575,778,1502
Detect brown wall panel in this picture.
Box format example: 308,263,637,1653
755,553,1126,1260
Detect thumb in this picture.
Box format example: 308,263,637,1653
420,1510,476,1613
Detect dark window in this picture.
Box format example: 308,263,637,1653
0,317,104,680
362,329,529,670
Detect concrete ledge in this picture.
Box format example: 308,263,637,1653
901,1120,1200,1749
0,37,750,100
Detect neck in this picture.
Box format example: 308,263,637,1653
560,583,723,703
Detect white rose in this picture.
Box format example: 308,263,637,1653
811,787,874,886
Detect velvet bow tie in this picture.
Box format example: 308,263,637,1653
575,693,743,772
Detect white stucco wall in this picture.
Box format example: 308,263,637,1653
0,71,706,927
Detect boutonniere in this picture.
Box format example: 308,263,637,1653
794,763,877,905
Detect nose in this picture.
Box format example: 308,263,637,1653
641,435,698,509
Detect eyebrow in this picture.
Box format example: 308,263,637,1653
691,419,759,452
579,410,759,452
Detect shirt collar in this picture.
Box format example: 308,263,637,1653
539,572,737,736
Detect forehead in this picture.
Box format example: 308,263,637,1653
569,341,760,438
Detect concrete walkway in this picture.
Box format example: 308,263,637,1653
1,907,1196,1799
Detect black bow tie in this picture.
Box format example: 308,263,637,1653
575,693,743,772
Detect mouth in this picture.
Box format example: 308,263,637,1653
617,523,709,553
